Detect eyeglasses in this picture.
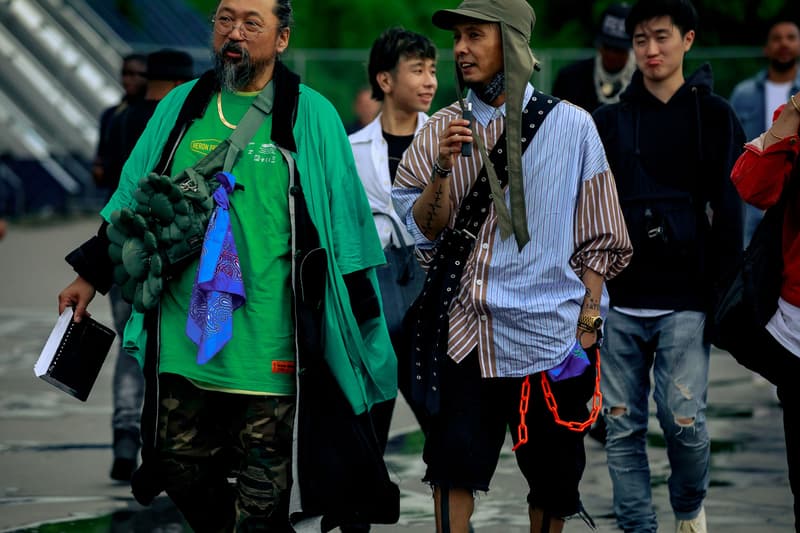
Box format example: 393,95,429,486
212,15,266,41
121,69,146,77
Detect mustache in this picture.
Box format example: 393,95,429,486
220,40,246,59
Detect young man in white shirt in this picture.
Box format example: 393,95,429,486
349,26,437,440
345,26,437,533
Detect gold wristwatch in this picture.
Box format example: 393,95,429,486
578,314,603,333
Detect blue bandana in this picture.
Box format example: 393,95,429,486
186,171,246,364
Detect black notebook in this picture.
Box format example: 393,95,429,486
34,308,116,401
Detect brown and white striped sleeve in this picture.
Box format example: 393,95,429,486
570,169,632,279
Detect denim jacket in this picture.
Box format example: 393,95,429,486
729,69,800,141
729,69,800,244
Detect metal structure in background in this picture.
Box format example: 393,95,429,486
0,0,130,216
0,0,122,155
44,0,134,75
0,0,216,218
0,0,765,220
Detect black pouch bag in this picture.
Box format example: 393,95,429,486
712,176,791,379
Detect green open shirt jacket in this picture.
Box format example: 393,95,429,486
100,78,396,415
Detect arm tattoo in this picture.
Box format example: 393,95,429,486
583,287,600,312
421,180,446,236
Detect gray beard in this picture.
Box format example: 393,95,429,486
213,42,271,92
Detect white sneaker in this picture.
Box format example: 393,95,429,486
676,507,707,533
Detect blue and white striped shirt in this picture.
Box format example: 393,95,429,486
393,84,631,378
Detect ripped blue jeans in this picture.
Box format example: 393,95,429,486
600,309,710,533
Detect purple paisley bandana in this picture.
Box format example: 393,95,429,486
186,171,246,364
547,340,590,382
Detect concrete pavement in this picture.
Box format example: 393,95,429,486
0,216,794,532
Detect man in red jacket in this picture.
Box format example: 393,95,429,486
730,91,800,531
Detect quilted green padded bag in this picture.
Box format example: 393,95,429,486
108,86,273,312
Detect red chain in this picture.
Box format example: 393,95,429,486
511,375,531,451
512,348,603,451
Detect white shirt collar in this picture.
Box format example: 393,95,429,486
467,83,535,127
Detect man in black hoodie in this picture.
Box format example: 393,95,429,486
592,1,744,532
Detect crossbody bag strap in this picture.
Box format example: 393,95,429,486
409,90,559,416
155,62,300,178
443,90,560,258
374,211,416,284
373,211,410,247
156,70,218,175
186,85,274,179
221,86,274,172
156,73,274,179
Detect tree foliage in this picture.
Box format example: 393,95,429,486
186,0,800,48
181,0,798,122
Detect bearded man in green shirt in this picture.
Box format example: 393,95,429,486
57,0,398,530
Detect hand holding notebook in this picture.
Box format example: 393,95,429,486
34,308,115,401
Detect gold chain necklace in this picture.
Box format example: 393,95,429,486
217,92,237,129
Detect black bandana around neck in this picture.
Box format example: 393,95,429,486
472,71,505,105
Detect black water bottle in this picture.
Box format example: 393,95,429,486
460,102,473,157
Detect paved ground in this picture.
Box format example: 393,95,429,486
0,217,795,532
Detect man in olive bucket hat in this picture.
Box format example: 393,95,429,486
392,0,632,530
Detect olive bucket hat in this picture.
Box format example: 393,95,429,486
433,0,537,250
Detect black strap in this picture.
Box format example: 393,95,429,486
407,91,559,417
741,161,796,325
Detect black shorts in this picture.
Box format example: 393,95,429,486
422,348,596,518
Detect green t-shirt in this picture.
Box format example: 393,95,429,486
159,89,295,394
104,78,396,413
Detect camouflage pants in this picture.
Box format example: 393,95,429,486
156,373,295,532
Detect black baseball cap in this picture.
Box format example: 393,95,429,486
146,49,194,81
596,3,632,50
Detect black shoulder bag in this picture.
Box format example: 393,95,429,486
401,91,559,418
712,157,797,378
